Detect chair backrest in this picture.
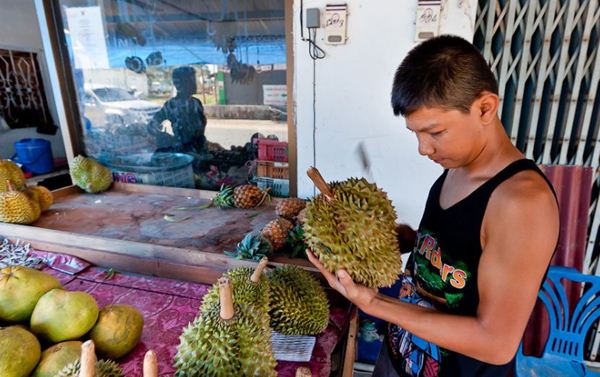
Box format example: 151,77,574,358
539,266,600,361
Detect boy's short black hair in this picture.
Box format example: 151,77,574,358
391,35,498,117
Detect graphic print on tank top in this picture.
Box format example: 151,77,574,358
411,230,472,309
387,274,442,377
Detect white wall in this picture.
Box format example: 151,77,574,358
293,0,477,227
0,0,66,160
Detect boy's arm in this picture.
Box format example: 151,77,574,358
308,173,559,365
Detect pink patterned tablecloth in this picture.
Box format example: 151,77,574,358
34,251,353,377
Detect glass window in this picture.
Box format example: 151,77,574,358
57,0,289,195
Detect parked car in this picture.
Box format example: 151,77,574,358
83,84,161,128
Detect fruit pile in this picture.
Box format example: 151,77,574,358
225,197,308,260
0,266,143,377
174,258,329,376
0,160,54,225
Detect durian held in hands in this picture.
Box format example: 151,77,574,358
69,155,112,194
174,277,277,377
303,167,402,288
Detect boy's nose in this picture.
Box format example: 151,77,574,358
417,136,434,157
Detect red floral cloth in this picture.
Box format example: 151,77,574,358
34,251,352,377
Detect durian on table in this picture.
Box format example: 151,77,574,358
69,155,112,194
58,340,158,377
268,265,329,335
0,160,26,192
303,167,402,288
0,181,41,224
200,257,271,315
174,276,277,377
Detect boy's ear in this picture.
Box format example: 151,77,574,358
477,92,499,124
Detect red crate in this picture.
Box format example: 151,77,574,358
257,139,288,162
256,160,289,179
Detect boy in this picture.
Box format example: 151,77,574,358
307,35,559,376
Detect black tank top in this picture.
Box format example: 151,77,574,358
388,159,556,377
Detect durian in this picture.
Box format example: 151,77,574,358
303,167,402,288
0,181,40,224
268,266,329,335
57,340,124,377
174,277,276,377
0,160,25,192
69,155,112,193
24,186,53,211
200,258,270,315
56,359,124,377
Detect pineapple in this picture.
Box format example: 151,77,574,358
234,185,269,209
212,185,235,208
261,218,293,250
225,231,273,261
275,198,306,221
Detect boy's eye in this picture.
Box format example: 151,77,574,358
431,130,445,136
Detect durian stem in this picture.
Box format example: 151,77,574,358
6,180,15,192
143,350,158,377
295,366,312,377
79,340,97,377
306,167,334,201
251,257,269,282
219,277,234,320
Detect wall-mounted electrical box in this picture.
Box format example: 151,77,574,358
324,4,348,45
415,0,441,42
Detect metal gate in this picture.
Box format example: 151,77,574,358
473,0,600,361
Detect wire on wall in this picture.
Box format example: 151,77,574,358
300,0,325,195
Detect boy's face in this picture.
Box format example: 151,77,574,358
405,102,486,169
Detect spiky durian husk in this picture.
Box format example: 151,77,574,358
0,160,26,192
174,303,276,377
0,190,40,224
303,177,402,288
268,266,329,335
25,186,53,211
275,198,307,220
200,267,271,316
69,155,112,194
56,359,124,377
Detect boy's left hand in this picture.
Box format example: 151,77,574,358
307,249,377,310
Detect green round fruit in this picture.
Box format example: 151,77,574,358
32,341,82,377
0,326,41,377
90,304,144,359
30,289,99,343
0,266,63,322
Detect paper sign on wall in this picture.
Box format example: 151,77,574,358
415,0,441,42
65,6,110,69
325,4,348,45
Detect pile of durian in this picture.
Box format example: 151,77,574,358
174,258,329,376
0,160,54,225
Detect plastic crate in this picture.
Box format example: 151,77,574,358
257,139,288,162
256,160,289,179
255,177,289,197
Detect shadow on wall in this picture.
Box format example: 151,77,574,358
0,128,67,160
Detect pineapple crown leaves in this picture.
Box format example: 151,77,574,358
284,224,308,259
212,185,235,209
224,231,273,261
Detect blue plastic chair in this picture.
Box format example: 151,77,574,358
516,266,600,376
